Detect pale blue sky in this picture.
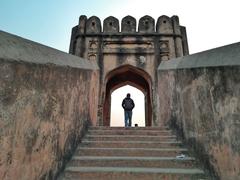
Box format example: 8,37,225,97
0,0,115,51
1,0,240,54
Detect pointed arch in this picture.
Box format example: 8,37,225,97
103,65,153,126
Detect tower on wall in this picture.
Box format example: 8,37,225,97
69,15,188,126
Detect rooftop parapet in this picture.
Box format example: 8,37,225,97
75,15,184,34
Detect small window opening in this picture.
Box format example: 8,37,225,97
92,22,95,26
109,22,113,26
163,20,167,23
127,21,131,25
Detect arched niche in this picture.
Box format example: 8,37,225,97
103,16,119,33
86,16,102,33
121,15,136,33
103,65,153,126
138,15,155,33
156,15,173,33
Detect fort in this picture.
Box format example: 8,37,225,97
69,15,188,126
0,15,239,180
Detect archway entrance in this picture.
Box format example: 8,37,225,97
110,85,145,127
103,65,152,126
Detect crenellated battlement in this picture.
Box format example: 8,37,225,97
72,15,184,34
69,15,189,60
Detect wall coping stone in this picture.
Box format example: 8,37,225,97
158,42,240,70
0,30,98,70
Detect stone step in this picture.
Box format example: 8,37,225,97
80,140,183,148
62,167,207,180
68,156,197,168
75,147,188,157
88,129,173,136
58,126,210,180
89,126,170,131
83,134,177,142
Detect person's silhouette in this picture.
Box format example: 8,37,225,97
122,93,135,127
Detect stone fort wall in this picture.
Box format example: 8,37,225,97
69,15,189,126
69,15,189,59
158,42,240,179
1,15,239,179
0,30,99,180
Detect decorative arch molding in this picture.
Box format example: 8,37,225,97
103,65,153,126
110,81,146,95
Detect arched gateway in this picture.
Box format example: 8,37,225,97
103,65,152,126
69,15,188,126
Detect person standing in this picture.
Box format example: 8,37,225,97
122,93,135,127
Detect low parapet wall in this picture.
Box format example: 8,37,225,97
157,42,240,179
0,31,99,180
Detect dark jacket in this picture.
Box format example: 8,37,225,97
122,97,135,111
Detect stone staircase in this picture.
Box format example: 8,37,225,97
59,126,210,180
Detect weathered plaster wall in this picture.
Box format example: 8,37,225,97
157,42,240,179
0,31,99,180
